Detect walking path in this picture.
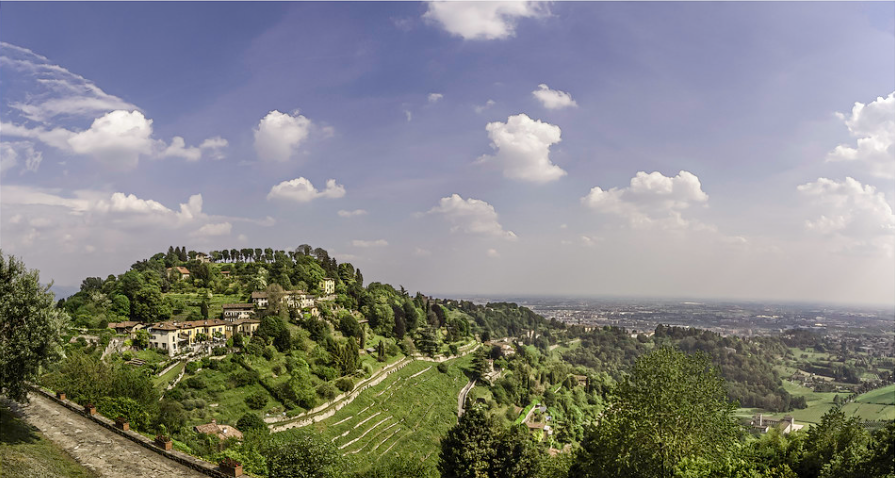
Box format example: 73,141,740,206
11,393,206,478
457,379,476,418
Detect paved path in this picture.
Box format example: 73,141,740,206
457,379,476,418
12,393,206,478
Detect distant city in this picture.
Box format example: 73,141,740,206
455,296,895,339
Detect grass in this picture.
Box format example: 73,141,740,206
274,354,474,473
735,380,851,426
0,406,98,478
841,384,895,422
165,292,246,320
153,361,185,388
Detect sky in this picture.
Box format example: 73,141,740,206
1,2,893,306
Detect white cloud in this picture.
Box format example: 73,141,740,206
826,92,895,179
474,99,496,114
191,222,232,237
267,177,346,203
487,248,500,258
352,239,389,248
427,194,517,240
0,141,42,174
1,121,76,151
106,192,172,215
798,177,895,245
423,1,548,40
413,247,432,257
532,84,578,110
478,113,566,183
159,135,228,162
0,42,137,122
404,109,413,122
199,136,228,160
338,209,368,217
582,171,710,229
428,93,444,104
254,110,312,162
66,110,156,168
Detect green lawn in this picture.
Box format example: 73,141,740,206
273,354,474,474
736,380,851,426
0,406,98,478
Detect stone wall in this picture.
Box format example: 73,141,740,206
30,386,233,478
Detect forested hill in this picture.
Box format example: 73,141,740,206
58,245,547,345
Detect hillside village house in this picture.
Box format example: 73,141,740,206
194,419,243,441
107,321,141,335
166,266,190,280
321,278,335,295
252,290,317,310
223,303,254,320
146,318,260,356
196,252,211,263
750,414,804,435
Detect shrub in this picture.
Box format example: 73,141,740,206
312,365,339,382
437,363,449,374
317,382,339,400
231,369,259,387
97,396,151,431
245,391,268,410
335,377,354,392
246,343,263,356
200,357,211,368
263,346,277,361
237,413,268,434
185,361,199,374
186,376,206,389
272,364,284,375
212,346,227,356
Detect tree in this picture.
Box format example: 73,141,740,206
0,252,68,401
133,329,150,349
572,347,740,478
439,408,501,478
265,429,345,478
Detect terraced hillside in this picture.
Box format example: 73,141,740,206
275,355,473,472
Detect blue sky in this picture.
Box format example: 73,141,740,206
1,2,893,306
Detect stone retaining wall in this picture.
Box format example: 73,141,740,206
30,386,232,478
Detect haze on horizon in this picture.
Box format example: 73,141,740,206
1,2,893,307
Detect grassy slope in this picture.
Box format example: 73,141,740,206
0,407,98,478
841,384,895,421
275,354,475,473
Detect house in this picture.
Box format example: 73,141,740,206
221,270,230,278
177,319,228,342
228,318,261,337
251,292,269,309
146,323,182,356
194,419,243,441
222,303,254,320
107,321,141,335
167,266,190,280
572,374,588,388
196,253,211,264
320,278,335,295
750,414,804,435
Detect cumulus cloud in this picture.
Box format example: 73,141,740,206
798,177,895,246
338,209,368,217
532,84,578,110
352,239,389,248
423,1,548,40
427,194,517,240
267,177,346,203
254,110,312,162
478,113,566,183
474,99,496,114
582,171,710,229
0,42,137,122
66,110,155,168
428,93,444,104
191,222,233,237
160,135,229,162
826,92,895,179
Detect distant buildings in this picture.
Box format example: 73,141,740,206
750,414,804,435
143,318,260,356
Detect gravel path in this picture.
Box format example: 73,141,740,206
13,393,206,478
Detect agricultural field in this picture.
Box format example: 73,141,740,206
735,379,850,425
841,384,895,422
0,407,97,478
278,354,475,473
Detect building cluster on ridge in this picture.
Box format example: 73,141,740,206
108,277,336,356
